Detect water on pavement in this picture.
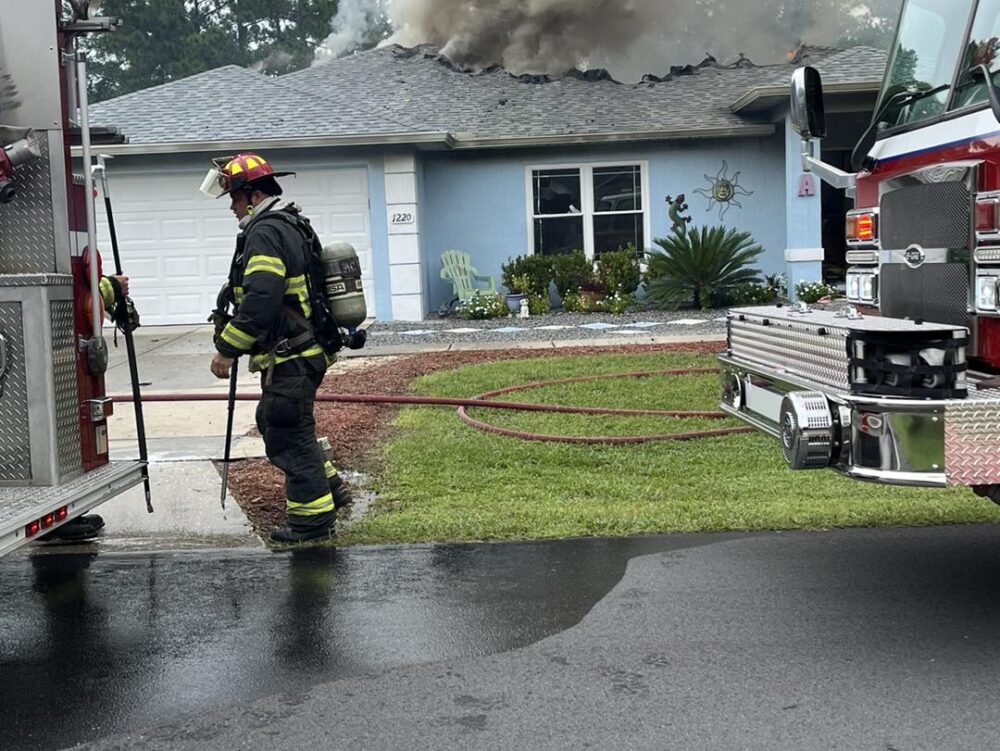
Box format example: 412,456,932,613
0,533,737,751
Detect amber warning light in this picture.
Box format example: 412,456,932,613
846,212,878,243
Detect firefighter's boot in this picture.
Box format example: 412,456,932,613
269,524,334,544
330,473,353,510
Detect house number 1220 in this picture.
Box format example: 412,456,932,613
391,212,414,225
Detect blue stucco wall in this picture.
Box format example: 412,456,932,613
420,137,789,311
782,118,824,299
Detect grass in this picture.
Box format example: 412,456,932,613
339,352,1000,545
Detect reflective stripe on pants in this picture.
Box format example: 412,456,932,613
255,354,333,532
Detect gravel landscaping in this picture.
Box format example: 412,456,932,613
361,309,729,349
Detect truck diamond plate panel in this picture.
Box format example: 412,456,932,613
945,400,1000,486
0,461,144,541
0,302,29,481
0,137,55,274
50,300,81,479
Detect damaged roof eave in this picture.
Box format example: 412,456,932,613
71,131,457,157
730,81,882,113
448,124,777,149
74,124,779,158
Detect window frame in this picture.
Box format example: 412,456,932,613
875,0,981,139
524,160,651,259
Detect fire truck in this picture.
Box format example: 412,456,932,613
721,0,1000,498
0,1,146,557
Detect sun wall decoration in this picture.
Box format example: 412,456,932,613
693,160,754,219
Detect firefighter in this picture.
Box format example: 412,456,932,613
205,153,350,544
99,274,130,311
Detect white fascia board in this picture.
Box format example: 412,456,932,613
451,125,776,149
730,81,881,113
71,131,455,157
77,124,779,157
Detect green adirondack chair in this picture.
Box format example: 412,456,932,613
440,249,497,303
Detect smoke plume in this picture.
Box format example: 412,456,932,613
315,0,392,62
317,1,900,81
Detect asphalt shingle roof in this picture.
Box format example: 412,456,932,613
91,45,888,149
90,64,421,145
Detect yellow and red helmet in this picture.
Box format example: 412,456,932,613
199,152,294,198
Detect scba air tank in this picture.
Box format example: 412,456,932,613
320,241,367,329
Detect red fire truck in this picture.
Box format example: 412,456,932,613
0,1,146,556
721,0,1000,498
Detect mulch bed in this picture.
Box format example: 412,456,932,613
228,342,726,535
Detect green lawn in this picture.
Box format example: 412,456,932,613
340,352,1000,545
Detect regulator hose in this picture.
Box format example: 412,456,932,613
111,368,753,446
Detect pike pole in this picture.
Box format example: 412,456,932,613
94,158,153,513
220,362,239,509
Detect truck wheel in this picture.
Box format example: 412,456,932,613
972,485,1000,505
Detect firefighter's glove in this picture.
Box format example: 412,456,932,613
107,273,140,335
117,297,140,332
345,329,367,350
208,309,233,346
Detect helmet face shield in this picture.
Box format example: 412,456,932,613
198,166,228,199
199,153,293,199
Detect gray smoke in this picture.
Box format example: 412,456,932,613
315,0,391,63
317,1,898,81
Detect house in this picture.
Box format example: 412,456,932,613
87,45,888,325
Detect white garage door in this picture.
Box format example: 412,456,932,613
96,166,374,326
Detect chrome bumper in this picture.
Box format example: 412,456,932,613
719,354,1000,488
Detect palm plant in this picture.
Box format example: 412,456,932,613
644,226,763,310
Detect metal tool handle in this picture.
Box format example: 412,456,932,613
97,158,153,512
220,363,239,509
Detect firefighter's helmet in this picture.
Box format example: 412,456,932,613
199,152,294,199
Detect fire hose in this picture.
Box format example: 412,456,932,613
111,368,754,446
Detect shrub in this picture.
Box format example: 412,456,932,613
596,245,642,295
644,226,763,310
528,293,551,315
501,254,553,296
720,273,787,306
721,282,774,306
551,250,594,298
763,272,787,300
561,289,635,314
561,291,587,312
598,291,636,314
458,291,508,320
506,273,532,295
795,281,838,304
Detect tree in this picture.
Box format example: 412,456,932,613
85,0,340,102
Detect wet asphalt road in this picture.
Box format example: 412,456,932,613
6,526,1000,750
0,533,727,751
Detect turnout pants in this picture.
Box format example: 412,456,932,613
256,355,334,532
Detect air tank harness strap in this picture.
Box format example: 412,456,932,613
263,308,316,387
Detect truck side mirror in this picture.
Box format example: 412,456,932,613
790,66,827,140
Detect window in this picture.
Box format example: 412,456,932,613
952,0,1000,111
529,163,648,258
532,168,584,256
876,0,975,131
